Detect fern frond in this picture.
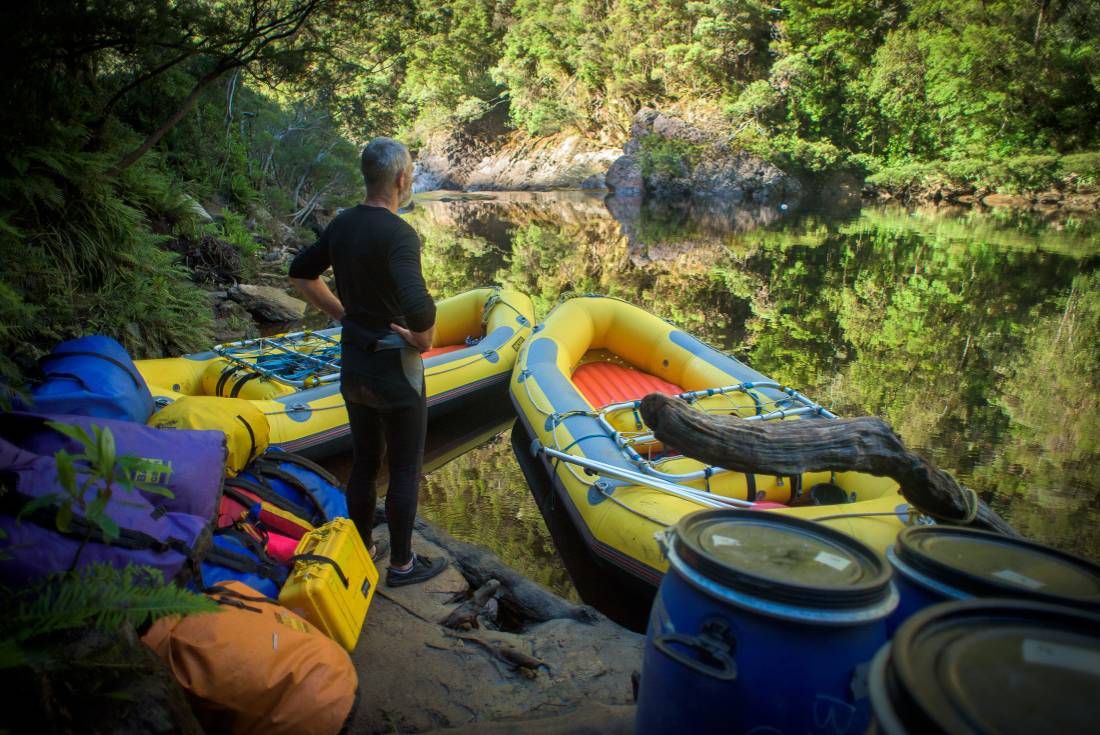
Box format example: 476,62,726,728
0,564,218,646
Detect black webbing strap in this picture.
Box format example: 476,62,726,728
230,371,262,398
261,449,342,489
2,491,195,559
37,371,93,391
206,543,285,582
289,553,349,588
224,476,314,522
745,472,757,501
39,350,143,388
234,415,258,463
216,364,245,397
253,462,327,521
214,524,278,566
213,596,264,613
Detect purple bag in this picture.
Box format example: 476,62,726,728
0,437,208,584
1,412,226,520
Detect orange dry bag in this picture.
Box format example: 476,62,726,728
142,581,358,735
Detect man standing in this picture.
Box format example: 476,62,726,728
289,137,447,587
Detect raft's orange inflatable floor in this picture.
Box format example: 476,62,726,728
572,360,683,408
423,344,467,359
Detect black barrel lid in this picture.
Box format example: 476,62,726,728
883,599,1100,735
895,526,1100,609
673,509,892,608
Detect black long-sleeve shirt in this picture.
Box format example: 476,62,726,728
289,205,436,371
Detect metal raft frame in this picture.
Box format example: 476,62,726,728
537,380,838,511
212,331,342,388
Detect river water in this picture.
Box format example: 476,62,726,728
329,190,1100,602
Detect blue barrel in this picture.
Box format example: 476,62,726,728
886,526,1100,634
870,599,1100,734
636,509,897,735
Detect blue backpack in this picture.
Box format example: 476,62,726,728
240,450,348,523
32,336,154,422
199,526,289,598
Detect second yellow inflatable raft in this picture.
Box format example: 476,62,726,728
510,295,925,587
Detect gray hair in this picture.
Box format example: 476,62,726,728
361,137,412,196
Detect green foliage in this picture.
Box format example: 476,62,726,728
0,129,214,378
0,565,218,670
637,135,704,180
211,212,262,258
400,0,505,135
868,152,1100,194
1059,153,1100,188
385,0,1100,181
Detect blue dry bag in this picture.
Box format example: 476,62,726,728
32,335,154,422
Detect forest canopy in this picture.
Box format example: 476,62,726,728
0,0,1097,393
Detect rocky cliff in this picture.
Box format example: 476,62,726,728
606,108,802,205
414,107,803,206
413,108,621,192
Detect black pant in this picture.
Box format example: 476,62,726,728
341,347,426,567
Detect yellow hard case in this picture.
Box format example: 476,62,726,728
278,518,377,651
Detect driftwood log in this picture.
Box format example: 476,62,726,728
441,579,502,629
412,518,599,625
639,392,1017,536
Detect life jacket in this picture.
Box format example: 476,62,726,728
213,491,301,564
0,437,207,585
148,396,269,476
219,477,315,541
142,581,358,735
3,411,226,520
198,525,289,598
31,335,155,422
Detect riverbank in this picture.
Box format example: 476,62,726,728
351,515,641,733
412,109,1100,214
863,153,1100,211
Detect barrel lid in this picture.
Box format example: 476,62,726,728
883,599,1100,735
672,509,892,608
895,526,1100,608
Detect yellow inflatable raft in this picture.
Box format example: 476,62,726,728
138,287,534,458
510,295,922,587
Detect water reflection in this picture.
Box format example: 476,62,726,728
327,191,1100,603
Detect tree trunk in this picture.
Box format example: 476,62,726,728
108,62,238,176
638,392,1017,536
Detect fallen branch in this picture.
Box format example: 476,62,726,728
443,630,548,678
413,518,599,626
638,392,1016,536
441,579,501,630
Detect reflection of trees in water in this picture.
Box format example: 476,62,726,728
971,271,1100,560
411,192,1100,561
419,430,580,601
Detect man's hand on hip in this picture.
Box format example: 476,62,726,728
390,323,435,353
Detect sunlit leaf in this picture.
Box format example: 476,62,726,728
55,501,73,534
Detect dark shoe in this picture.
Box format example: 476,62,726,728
369,539,389,565
386,553,448,587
